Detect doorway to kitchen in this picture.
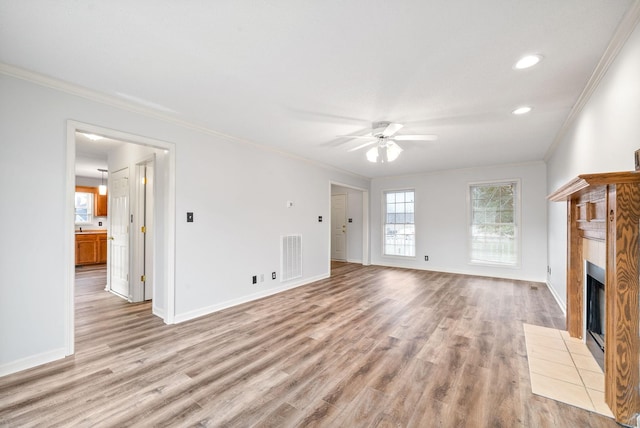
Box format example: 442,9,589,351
67,121,176,357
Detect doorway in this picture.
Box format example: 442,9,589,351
331,193,347,261
330,183,369,271
132,157,155,302
66,121,176,356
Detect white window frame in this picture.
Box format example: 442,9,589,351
75,190,94,225
382,189,416,258
468,179,521,267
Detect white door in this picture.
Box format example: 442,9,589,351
109,168,130,298
331,194,347,260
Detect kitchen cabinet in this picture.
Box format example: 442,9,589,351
75,232,108,265
95,192,108,217
97,233,108,263
76,185,108,217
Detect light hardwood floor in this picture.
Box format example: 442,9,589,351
0,262,618,427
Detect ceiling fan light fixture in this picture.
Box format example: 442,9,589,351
366,146,379,163
514,54,543,70
385,141,403,162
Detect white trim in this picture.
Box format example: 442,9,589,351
66,121,177,351
132,154,156,303
0,62,368,182
64,124,76,356
173,273,330,324
362,191,370,265
0,348,66,378
371,261,544,283
544,2,640,161
152,306,166,319
546,280,567,316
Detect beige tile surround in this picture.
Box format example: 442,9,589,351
523,323,613,418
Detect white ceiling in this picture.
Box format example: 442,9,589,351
0,1,635,178
75,132,124,179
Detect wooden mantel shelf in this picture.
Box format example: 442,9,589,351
549,171,640,425
548,171,640,201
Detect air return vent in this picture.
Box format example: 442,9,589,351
281,235,302,282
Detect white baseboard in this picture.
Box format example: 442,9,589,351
346,258,363,264
545,280,566,316
152,305,166,321
0,348,66,378
173,273,330,324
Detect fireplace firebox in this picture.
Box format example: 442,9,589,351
585,262,605,370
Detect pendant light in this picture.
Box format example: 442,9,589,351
98,169,107,195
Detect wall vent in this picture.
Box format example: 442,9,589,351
281,235,302,282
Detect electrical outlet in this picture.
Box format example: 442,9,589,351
424,255,429,261
187,212,194,222
252,275,257,284
272,272,276,280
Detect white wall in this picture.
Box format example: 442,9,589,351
0,72,368,375
546,20,640,310
331,185,364,263
371,162,548,282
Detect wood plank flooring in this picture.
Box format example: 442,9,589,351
0,262,618,427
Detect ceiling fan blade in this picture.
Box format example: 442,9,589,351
381,122,404,137
393,134,438,141
336,135,375,139
347,140,378,152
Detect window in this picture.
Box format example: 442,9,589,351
75,191,94,224
469,181,519,265
384,190,415,257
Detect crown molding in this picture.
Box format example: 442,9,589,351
0,62,370,182
0,62,240,141
544,1,640,162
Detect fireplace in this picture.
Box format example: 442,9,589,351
548,171,640,425
585,262,605,370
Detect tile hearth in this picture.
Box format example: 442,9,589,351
523,323,613,418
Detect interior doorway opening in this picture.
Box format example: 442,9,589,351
67,121,176,357
329,182,369,274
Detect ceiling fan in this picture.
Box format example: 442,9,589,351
338,121,438,163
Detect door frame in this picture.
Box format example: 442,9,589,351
65,120,176,357
329,181,369,271
132,155,156,302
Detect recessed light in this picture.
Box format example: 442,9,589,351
512,106,532,115
514,54,543,70
82,133,104,141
